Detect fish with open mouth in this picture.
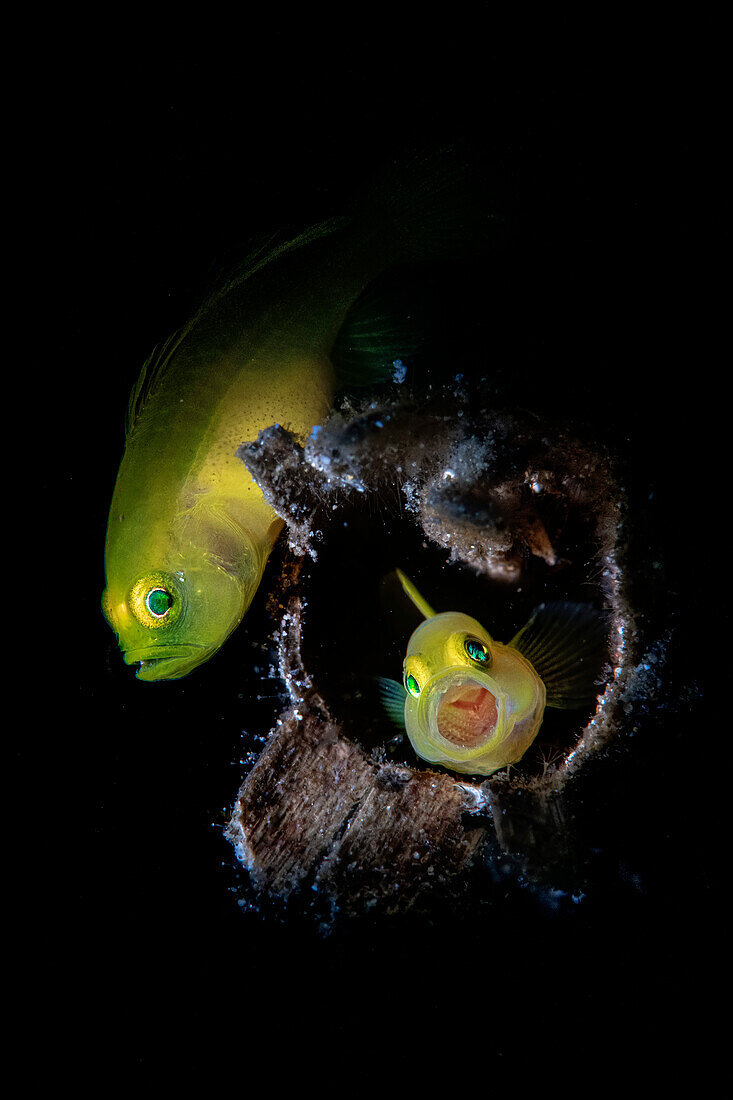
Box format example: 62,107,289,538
378,569,608,776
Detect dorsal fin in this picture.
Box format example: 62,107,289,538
395,569,437,619
125,328,186,437
125,217,347,437
194,217,347,320
509,601,609,709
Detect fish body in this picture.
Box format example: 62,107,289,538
379,570,607,776
102,157,473,681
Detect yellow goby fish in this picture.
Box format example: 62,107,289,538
103,158,479,681
379,570,608,776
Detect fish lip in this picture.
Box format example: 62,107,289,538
420,666,498,702
123,643,212,681
418,667,506,753
123,643,208,665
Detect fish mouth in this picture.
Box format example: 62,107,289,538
123,644,211,682
420,668,505,752
436,682,499,748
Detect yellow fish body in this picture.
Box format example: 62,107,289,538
379,570,607,776
102,158,476,681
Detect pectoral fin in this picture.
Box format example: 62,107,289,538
331,283,420,388
510,602,609,709
376,677,408,730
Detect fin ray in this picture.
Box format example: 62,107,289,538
125,218,346,436
510,602,609,709
331,283,420,388
376,677,408,729
395,569,437,619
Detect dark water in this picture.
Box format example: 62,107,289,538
22,27,718,1079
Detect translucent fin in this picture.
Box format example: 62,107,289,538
195,217,347,317
509,602,609,709
125,328,186,437
395,569,437,619
125,218,346,437
331,283,421,388
331,144,498,388
376,677,408,729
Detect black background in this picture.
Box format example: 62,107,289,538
19,17,717,1081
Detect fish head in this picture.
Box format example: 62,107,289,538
401,611,545,775
102,506,265,681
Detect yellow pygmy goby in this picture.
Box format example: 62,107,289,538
378,570,608,776
103,157,481,681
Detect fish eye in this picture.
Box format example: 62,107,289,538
129,574,181,629
464,635,491,666
146,587,174,619
404,672,421,698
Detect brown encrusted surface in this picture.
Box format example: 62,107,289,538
231,708,484,915
227,384,672,920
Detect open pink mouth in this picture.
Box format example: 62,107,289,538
436,683,498,748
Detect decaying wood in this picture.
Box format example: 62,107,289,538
227,384,673,922
230,708,485,916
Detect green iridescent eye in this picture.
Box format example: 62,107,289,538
465,636,490,665
405,673,421,698
129,574,181,628
146,587,174,618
